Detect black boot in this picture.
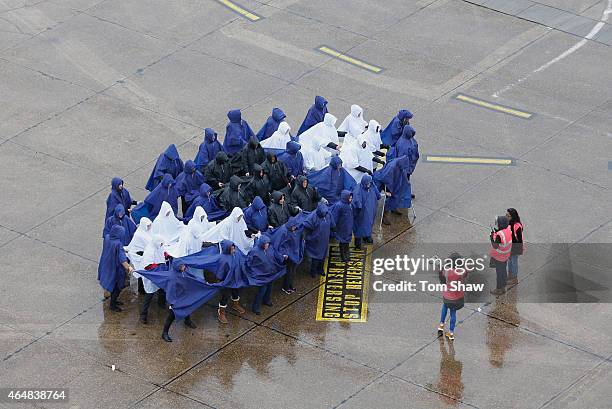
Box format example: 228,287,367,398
354,237,362,251
161,332,172,342
364,236,373,244
184,316,197,329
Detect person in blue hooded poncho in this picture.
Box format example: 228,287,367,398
98,225,134,312
352,174,381,249
373,156,412,225
105,177,136,219
303,202,335,277
194,128,224,172
278,141,304,178
331,190,354,262
145,144,184,191
389,125,419,198
175,160,205,214
223,109,255,156
256,107,286,141
103,204,137,246
381,109,413,147
307,155,356,205
270,216,304,294
297,96,328,135
215,240,247,324
184,183,227,222
243,196,269,234
247,235,287,314
134,174,180,223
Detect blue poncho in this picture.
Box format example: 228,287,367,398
256,108,286,141
307,155,356,205
97,225,128,292
243,196,269,233
103,204,137,246
373,156,412,210
389,126,419,173
270,216,305,264
245,235,286,286
352,174,381,237
303,203,335,260
194,128,224,172
381,110,412,147
145,144,184,191
143,173,180,219
105,177,133,219
184,183,227,222
297,96,328,135
277,141,304,177
223,109,255,155
175,160,205,204
331,190,354,243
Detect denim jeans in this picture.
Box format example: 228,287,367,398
507,255,519,279
440,304,457,331
495,260,508,289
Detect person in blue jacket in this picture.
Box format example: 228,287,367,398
98,225,134,312
243,196,269,235
373,156,412,225
351,174,381,249
175,160,205,214
277,140,304,178
303,202,335,277
145,144,184,191
389,125,419,199
256,107,286,141
331,190,354,262
247,235,287,314
215,240,247,324
142,173,180,219
307,155,356,205
105,177,136,219
184,183,227,222
297,96,328,135
271,216,305,294
194,128,224,172
380,109,412,147
103,204,137,246
223,109,255,156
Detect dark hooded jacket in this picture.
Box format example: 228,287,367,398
256,108,286,141
267,191,297,228
223,109,255,155
184,183,227,222
102,204,137,246
194,128,224,172
262,152,290,191
204,151,232,190
219,175,249,211
297,96,328,135
145,144,184,191
244,163,271,204
290,175,321,212
277,141,304,177
240,136,266,175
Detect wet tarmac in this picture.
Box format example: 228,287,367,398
1,0,611,408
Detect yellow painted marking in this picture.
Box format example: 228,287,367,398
316,243,371,322
455,94,532,119
216,0,261,21
426,155,513,165
318,46,383,73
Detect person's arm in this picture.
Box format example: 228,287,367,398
516,226,523,243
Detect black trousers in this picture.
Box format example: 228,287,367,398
140,290,166,319
110,285,122,307
495,260,508,289
309,258,325,276
181,196,189,216
163,309,192,334
339,242,351,262
219,288,240,307
283,261,296,290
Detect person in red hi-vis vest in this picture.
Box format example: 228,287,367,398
506,208,524,287
489,216,512,295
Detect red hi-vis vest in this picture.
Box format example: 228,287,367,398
489,227,512,262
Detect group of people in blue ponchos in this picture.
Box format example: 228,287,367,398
97,96,420,342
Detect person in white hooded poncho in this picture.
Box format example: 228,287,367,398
340,135,375,183
361,119,383,154
151,201,184,244
124,217,153,295
338,105,367,146
300,113,339,171
166,222,205,258
189,206,216,233
260,122,292,151
199,207,254,254
133,235,168,323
